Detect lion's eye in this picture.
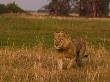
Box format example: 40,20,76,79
60,38,63,41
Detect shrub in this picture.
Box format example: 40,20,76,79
0,2,24,14
0,4,8,14
7,2,24,13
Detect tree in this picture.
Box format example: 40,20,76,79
0,2,24,14
97,0,109,16
47,0,71,16
7,2,24,13
48,0,60,15
80,0,94,16
0,4,8,14
79,0,109,17
46,0,109,16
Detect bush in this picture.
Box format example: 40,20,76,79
7,2,24,13
0,2,24,14
0,4,8,14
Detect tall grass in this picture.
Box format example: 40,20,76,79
0,44,109,82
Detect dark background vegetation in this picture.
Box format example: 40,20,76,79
0,2,24,14
0,0,109,17
46,0,109,17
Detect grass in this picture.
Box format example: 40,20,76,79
0,44,110,82
0,14,110,82
0,14,110,49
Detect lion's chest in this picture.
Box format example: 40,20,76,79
57,48,75,59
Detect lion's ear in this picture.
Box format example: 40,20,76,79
54,32,57,36
54,32,59,37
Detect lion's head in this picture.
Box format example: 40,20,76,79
54,31,72,50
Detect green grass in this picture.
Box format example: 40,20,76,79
0,15,110,49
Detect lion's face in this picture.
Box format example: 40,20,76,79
54,32,71,50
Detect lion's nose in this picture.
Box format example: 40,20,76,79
55,44,58,46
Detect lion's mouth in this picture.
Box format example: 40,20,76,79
54,45,62,49
54,43,62,48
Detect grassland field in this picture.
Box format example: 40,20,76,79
0,14,110,49
0,14,110,82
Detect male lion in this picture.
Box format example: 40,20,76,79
54,31,86,70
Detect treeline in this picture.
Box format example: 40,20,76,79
0,2,24,14
46,0,109,17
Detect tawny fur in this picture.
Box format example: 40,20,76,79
54,31,86,70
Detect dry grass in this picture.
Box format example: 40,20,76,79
0,43,110,82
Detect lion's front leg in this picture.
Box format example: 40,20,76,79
67,57,76,69
57,58,63,70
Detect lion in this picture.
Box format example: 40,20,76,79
54,31,86,70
